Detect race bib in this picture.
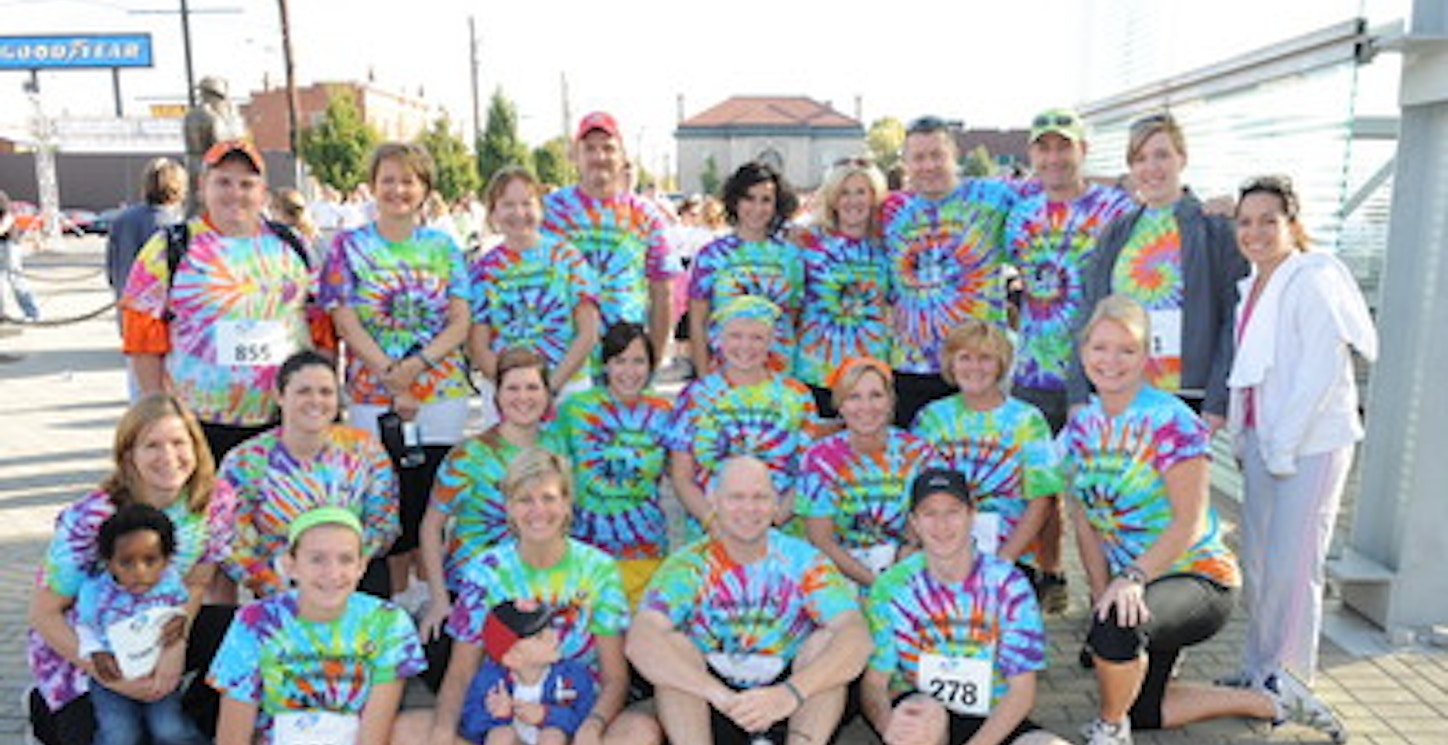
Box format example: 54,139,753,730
917,651,993,716
106,605,186,680
1146,309,1183,359
972,513,1001,555
849,542,899,577
706,652,786,687
273,710,360,745
215,320,292,366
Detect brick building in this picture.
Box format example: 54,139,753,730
241,81,434,152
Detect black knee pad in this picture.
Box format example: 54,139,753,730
1087,613,1146,662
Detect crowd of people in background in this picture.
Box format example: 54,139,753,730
27,104,1378,745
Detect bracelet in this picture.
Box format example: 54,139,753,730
1120,564,1148,585
586,712,607,729
782,679,806,708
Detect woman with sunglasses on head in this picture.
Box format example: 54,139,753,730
1069,113,1248,430
1221,175,1375,698
792,159,894,418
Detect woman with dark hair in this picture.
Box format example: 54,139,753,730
555,321,673,605
28,394,238,745
218,349,400,599
687,161,804,377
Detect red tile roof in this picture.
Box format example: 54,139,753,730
680,96,860,129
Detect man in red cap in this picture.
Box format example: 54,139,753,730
541,112,676,372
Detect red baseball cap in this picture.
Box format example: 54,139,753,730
482,600,556,662
575,111,621,142
202,139,266,175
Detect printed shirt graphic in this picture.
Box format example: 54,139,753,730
867,552,1045,702
541,185,674,329
1062,386,1240,586
640,531,858,687
29,488,236,710
219,425,400,597
912,397,1063,565
122,218,316,425
881,180,1017,374
429,428,568,590
208,591,426,744
320,223,472,404
556,388,673,559
470,234,600,379
447,539,628,678
665,372,821,498
793,228,894,386
1111,207,1184,391
1006,185,1135,390
688,234,805,375
75,567,190,654
796,429,938,550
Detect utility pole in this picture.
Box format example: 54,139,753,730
180,0,196,106
560,72,571,141
277,0,300,156
469,17,481,145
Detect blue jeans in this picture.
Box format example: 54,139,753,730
90,683,210,745
0,238,39,320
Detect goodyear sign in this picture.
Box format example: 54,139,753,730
0,34,153,70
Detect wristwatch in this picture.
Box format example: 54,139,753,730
1119,564,1148,585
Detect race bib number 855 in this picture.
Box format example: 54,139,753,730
215,320,292,367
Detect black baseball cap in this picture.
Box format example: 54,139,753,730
910,468,974,511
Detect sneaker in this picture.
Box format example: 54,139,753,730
1268,672,1348,743
1082,717,1133,745
391,580,431,618
1035,572,1069,614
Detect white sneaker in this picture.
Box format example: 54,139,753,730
1269,672,1348,743
1082,717,1133,745
391,580,430,617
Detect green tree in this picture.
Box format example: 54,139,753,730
699,155,721,196
866,117,906,173
961,144,995,177
298,89,380,192
416,114,480,202
476,88,531,186
532,136,577,188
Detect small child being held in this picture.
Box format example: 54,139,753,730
75,503,207,745
460,599,598,745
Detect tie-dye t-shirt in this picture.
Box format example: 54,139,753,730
1111,207,1184,391
429,429,568,590
75,567,190,656
640,532,858,688
447,539,628,678
1006,185,1135,391
470,234,600,381
793,229,893,387
28,488,237,709
912,397,1063,566
881,180,1018,374
555,388,673,560
541,186,674,330
796,429,938,551
1062,386,1240,586
218,425,400,597
122,219,317,425
867,552,1045,703
689,234,805,375
208,591,426,744
665,372,821,498
320,223,472,405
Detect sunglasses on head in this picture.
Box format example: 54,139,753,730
1032,113,1079,128
1129,112,1174,132
833,156,874,168
907,115,949,135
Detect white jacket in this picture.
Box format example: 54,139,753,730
1227,251,1377,476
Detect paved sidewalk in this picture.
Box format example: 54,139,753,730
2,237,1445,743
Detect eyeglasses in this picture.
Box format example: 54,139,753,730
1032,113,1080,129
906,115,950,135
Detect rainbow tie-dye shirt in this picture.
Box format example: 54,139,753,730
429,429,568,590
218,425,400,597
470,234,600,380
1006,185,1135,391
320,223,473,405
794,229,893,387
640,532,858,688
447,538,628,678
556,388,673,560
123,219,317,425
881,180,1017,374
1062,387,1240,586
541,186,674,330
689,234,805,376
1111,207,1184,391
867,552,1045,702
208,592,426,744
796,429,938,550
912,396,1062,565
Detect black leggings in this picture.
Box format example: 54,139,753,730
1087,574,1236,730
389,444,452,554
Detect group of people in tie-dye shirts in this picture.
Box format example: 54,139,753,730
26,104,1359,745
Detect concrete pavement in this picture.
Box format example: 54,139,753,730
1,236,1445,743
